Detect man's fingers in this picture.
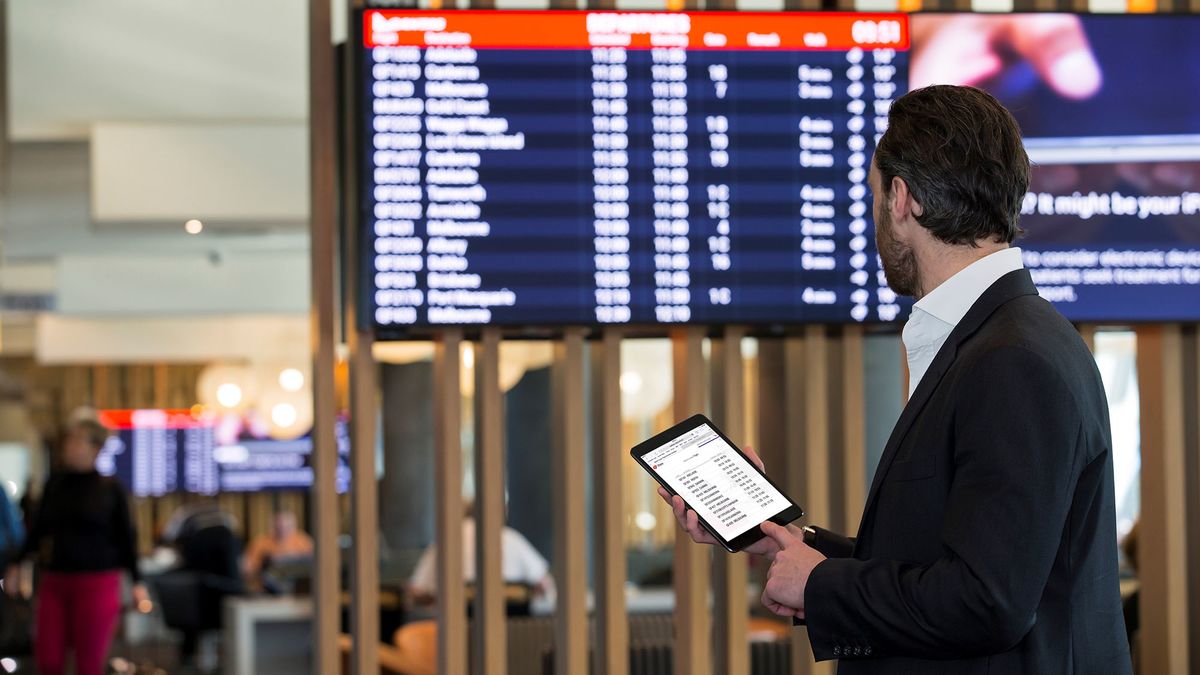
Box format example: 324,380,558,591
761,521,799,549
761,586,799,618
1007,15,1100,100
659,491,718,545
742,445,765,472
671,495,686,521
685,509,712,543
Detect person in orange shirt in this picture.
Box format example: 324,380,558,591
242,510,314,586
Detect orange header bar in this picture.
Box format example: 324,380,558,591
97,408,209,430
363,10,909,52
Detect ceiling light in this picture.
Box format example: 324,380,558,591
215,383,243,409
185,219,204,234
278,368,305,392
271,402,298,429
634,511,658,532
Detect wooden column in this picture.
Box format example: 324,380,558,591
710,328,749,675
1078,324,1097,354
784,329,833,675
473,329,506,675
552,328,588,675
152,364,169,407
783,0,822,12
592,329,628,675
1135,325,1190,675
1185,326,1200,674
92,365,114,409
308,0,340,671
804,327,833,675
671,327,710,675
434,331,467,675
347,256,380,675
344,1,379,667
783,337,807,675
840,326,867,534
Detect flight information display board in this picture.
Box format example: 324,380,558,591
360,10,910,329
96,410,350,496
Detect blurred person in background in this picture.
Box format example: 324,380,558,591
160,497,242,583
408,501,553,609
242,509,313,588
0,480,23,571
5,419,147,675
18,477,37,537
156,496,243,668
0,477,25,650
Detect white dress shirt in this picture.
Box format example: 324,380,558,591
903,247,1025,398
409,517,551,596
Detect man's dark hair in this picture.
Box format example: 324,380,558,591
874,85,1030,246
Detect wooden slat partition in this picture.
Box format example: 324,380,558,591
1185,326,1200,675
343,0,380,669
308,0,340,669
591,329,628,675
784,329,833,675
840,326,867,534
782,0,822,12
782,336,810,675
1078,324,1097,354
473,329,507,675
710,328,749,675
552,328,589,675
1135,325,1191,675
217,494,245,537
434,331,467,675
153,364,169,408
670,327,711,675
349,324,380,675
804,327,833,675
248,492,273,543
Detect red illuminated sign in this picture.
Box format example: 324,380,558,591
364,10,909,52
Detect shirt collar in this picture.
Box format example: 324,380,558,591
913,247,1024,327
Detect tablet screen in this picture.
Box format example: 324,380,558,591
643,422,789,542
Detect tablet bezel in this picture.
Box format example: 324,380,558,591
630,413,804,552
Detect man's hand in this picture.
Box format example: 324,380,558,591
911,15,1101,100
761,521,827,619
658,446,789,560
132,583,153,613
2,565,19,598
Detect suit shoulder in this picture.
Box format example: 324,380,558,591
958,295,1106,413
965,296,1090,368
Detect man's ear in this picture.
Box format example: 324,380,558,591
890,175,923,221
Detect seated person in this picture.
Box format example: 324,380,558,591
408,502,553,609
157,498,243,667
242,509,314,588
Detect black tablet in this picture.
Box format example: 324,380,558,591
631,413,804,552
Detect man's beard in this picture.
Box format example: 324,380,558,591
876,206,919,298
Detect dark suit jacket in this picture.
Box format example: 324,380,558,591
804,269,1132,674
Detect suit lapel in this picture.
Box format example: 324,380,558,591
856,269,1041,538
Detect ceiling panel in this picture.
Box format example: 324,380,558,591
10,0,307,140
